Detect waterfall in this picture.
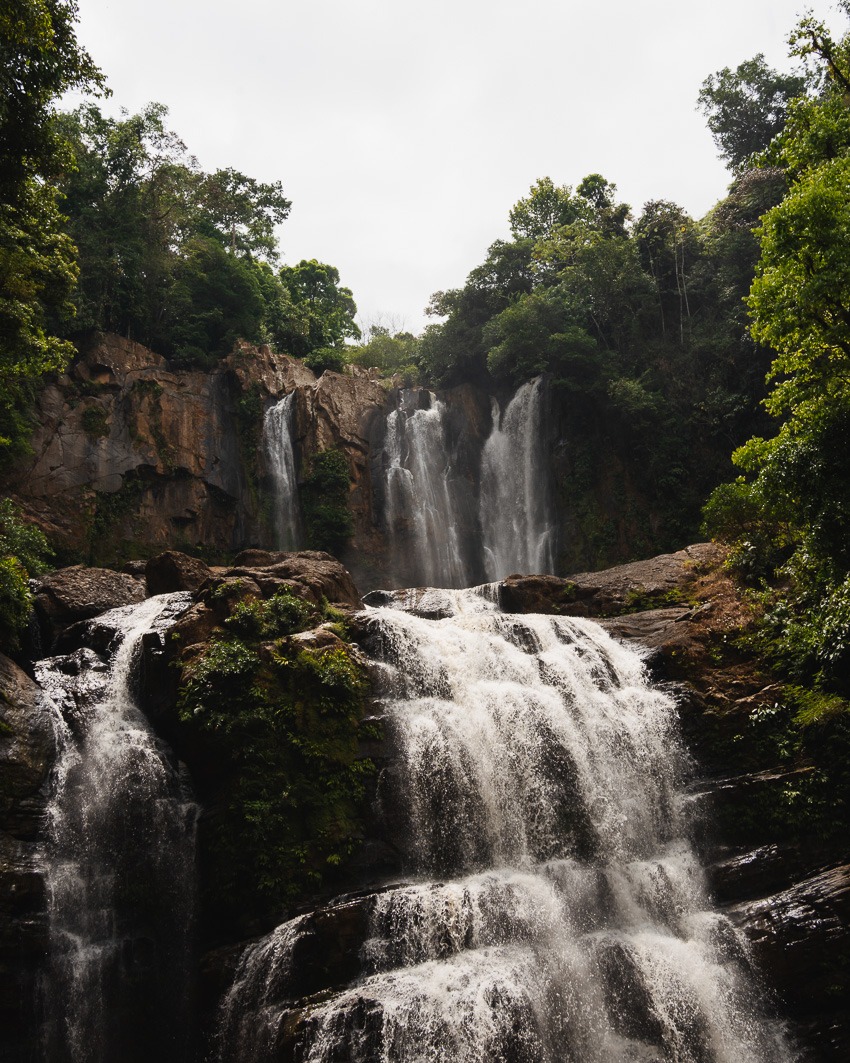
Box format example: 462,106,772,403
263,391,301,550
217,588,790,1063
480,376,555,580
36,593,196,1063
383,391,472,588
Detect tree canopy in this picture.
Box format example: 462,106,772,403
704,6,850,693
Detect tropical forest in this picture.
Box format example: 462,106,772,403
1,1,850,1061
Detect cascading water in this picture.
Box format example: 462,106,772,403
263,391,301,550
217,588,791,1063
480,376,555,580
383,391,473,588
36,593,196,1063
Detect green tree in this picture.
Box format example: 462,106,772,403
196,167,290,258
0,1,103,459
0,498,51,650
0,0,104,202
704,7,850,690
275,259,360,360
349,325,419,375
697,54,808,172
57,102,196,343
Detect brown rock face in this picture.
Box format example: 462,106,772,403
5,336,317,563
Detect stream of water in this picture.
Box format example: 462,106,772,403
263,391,301,550
216,587,790,1062
36,593,196,1063
480,376,555,580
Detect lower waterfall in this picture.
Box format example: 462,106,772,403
263,391,301,550
215,588,790,1062
36,593,196,1063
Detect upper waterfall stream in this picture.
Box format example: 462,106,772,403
216,588,790,1063
480,377,555,580
263,391,301,550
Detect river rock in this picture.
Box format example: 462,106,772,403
227,551,360,608
145,550,212,595
33,565,145,650
499,543,722,618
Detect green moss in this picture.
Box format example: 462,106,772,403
80,404,110,439
87,474,146,564
301,449,353,554
621,586,698,614
177,595,372,926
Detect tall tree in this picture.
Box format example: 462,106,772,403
0,0,103,457
697,54,808,172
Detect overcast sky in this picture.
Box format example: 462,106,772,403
71,0,844,333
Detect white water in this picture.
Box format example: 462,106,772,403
383,391,472,587
37,593,196,1063
263,391,301,550
218,590,790,1063
480,376,555,580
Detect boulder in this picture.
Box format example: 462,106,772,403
33,565,145,650
227,552,360,608
0,653,55,840
145,550,212,595
499,543,722,618
726,863,850,1059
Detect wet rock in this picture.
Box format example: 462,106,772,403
145,550,212,595
499,544,721,618
33,565,145,649
0,654,56,1059
709,841,845,906
0,653,55,840
726,863,850,1059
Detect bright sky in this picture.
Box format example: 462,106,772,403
71,0,844,333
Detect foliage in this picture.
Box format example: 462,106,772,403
349,326,419,376
54,104,357,371
0,0,104,201
273,259,360,360
302,345,349,375
300,449,354,555
0,181,78,455
0,497,51,650
417,163,779,565
704,6,850,696
697,54,808,172
177,592,370,922
80,403,109,438
0,1,103,459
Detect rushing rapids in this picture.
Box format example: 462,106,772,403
263,391,302,550
36,594,196,1063
216,587,790,1062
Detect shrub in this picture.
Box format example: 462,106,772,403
0,499,52,650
